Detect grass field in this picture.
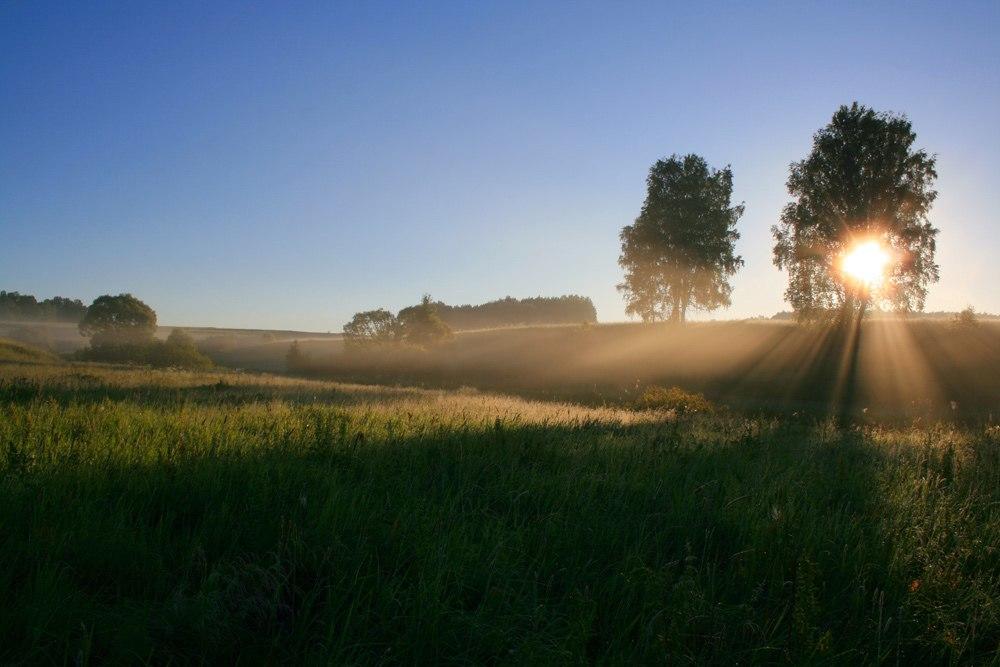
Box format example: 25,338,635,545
2,358,999,664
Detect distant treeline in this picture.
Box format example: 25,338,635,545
416,295,597,331
0,290,87,322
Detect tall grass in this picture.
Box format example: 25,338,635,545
1,363,998,663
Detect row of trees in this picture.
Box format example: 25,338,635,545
0,291,87,322
340,295,596,351
344,295,453,347
73,293,211,368
429,295,597,330
620,102,940,322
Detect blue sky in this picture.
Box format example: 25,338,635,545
2,1,998,330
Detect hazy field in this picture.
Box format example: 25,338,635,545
0,320,338,357
2,358,999,663
259,319,999,420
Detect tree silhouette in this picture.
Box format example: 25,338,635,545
618,154,744,323
772,103,939,320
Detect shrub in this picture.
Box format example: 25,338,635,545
951,306,979,329
637,385,715,415
155,329,213,368
75,332,212,369
286,340,308,373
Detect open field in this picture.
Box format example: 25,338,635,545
0,320,341,356
6,318,998,421
2,360,999,663
269,320,999,420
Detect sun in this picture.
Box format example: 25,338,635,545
840,240,891,290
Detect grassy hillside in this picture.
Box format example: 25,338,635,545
2,361,998,663
0,337,60,364
0,320,340,356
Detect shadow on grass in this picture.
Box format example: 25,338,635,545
3,413,995,664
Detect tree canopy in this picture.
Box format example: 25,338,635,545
618,154,744,323
343,309,401,346
397,295,453,346
772,103,939,320
0,290,87,322
424,296,597,330
344,296,453,349
79,294,157,346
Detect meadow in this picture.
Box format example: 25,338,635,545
276,319,998,420
2,355,999,664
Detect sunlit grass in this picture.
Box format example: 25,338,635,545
1,362,999,663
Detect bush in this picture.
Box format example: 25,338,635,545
951,306,979,329
75,332,212,369
637,385,715,415
155,329,213,369
286,340,308,373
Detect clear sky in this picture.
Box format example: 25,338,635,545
2,1,998,331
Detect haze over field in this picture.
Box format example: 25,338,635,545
2,2,999,330
4,3,1000,664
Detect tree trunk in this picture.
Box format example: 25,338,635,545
670,293,681,324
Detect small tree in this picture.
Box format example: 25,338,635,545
165,328,195,349
343,309,400,346
618,154,744,323
951,306,979,329
152,328,212,368
286,340,307,372
79,293,157,346
398,295,452,346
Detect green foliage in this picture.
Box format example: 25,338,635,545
157,329,213,369
0,290,87,323
636,384,715,415
342,309,400,347
396,295,453,347
74,333,212,369
773,103,940,320
412,295,597,330
79,294,157,347
1,364,998,663
619,154,744,323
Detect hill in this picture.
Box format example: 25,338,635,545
0,337,60,364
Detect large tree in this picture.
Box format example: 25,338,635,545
619,154,744,323
772,103,939,320
79,293,157,346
